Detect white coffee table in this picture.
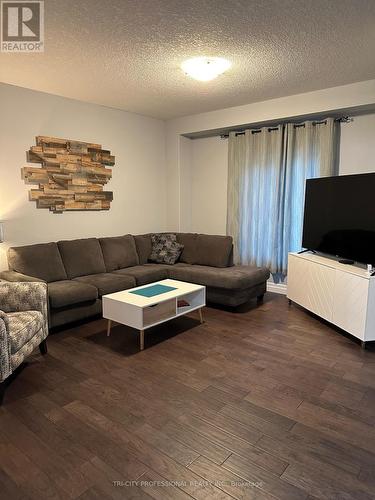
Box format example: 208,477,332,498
102,279,206,350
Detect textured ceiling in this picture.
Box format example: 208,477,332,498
1,0,375,119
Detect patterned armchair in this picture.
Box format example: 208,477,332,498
0,280,48,404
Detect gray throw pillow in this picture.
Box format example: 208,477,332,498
150,234,184,265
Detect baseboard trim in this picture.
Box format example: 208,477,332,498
267,282,287,295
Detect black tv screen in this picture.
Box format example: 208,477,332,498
302,173,375,265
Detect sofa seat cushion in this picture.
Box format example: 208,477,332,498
48,280,98,308
7,311,43,354
8,242,67,282
169,265,270,290
113,264,169,286
58,238,106,279
149,262,189,270
74,273,136,296
99,235,139,271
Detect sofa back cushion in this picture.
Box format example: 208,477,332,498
195,234,233,268
58,238,106,278
99,235,139,271
176,233,198,264
134,234,152,264
7,242,67,282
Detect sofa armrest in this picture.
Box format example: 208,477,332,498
0,282,48,337
0,312,11,382
0,270,45,283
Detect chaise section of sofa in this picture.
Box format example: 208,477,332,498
128,233,269,307
0,232,270,329
169,264,269,307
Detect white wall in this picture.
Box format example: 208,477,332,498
191,137,228,234
166,79,375,231
0,83,167,270
188,114,375,235
340,114,375,175
179,136,192,231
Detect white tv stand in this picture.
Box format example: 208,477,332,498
287,252,375,347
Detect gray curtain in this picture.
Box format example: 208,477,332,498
227,118,340,279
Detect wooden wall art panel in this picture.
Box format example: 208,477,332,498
22,136,114,213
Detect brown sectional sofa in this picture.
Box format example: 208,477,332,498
0,233,270,328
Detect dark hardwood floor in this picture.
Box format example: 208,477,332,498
1,293,375,499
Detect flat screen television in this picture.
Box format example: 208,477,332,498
302,173,375,265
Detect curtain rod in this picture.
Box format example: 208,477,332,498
220,116,352,139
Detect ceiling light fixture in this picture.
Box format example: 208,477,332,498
181,56,231,82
